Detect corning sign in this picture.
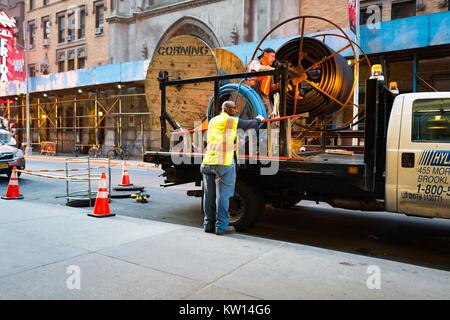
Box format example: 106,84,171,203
157,45,210,56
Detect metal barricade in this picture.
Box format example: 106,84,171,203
65,157,111,207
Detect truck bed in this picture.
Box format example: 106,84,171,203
144,150,373,207
145,150,365,174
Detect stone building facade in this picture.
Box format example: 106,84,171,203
107,0,300,64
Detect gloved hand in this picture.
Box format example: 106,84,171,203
255,115,265,122
273,60,283,68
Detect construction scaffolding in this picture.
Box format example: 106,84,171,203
0,87,154,157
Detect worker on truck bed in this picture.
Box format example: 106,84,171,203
247,48,280,117
201,101,264,235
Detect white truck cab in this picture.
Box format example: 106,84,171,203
386,92,450,218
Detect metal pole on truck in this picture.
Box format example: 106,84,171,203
352,0,361,146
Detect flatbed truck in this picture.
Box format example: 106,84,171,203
144,74,450,230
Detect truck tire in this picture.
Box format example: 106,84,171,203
200,180,265,231
229,180,265,231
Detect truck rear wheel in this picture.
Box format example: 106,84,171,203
229,180,265,231
200,180,265,231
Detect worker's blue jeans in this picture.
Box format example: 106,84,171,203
201,163,236,232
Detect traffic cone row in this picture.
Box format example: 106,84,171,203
1,164,146,217
1,166,23,200
88,172,115,218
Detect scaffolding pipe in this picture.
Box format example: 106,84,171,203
24,21,32,155
118,88,122,147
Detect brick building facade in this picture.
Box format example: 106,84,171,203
25,0,109,76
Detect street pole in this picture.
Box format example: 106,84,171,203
23,21,32,155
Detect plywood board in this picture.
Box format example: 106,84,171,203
145,35,219,130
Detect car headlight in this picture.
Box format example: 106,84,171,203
14,149,24,158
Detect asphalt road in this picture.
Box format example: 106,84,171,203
1,158,450,272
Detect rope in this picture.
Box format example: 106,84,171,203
20,165,116,173
15,169,102,181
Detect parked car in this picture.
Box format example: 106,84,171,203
0,129,25,177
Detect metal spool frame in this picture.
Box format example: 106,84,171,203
250,15,372,132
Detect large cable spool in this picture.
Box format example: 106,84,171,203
206,83,267,123
145,35,218,131
276,36,354,116
213,48,245,85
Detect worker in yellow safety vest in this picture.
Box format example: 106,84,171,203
201,101,264,235
247,48,280,116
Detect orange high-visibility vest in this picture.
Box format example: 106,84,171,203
247,63,272,96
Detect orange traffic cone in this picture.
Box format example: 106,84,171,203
118,162,132,186
88,172,115,218
113,162,144,192
1,166,24,200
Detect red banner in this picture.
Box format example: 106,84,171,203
0,11,20,82
0,26,15,82
348,0,357,35
11,48,25,81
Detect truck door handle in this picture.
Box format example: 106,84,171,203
401,153,415,168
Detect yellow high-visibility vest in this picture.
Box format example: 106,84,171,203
202,112,239,166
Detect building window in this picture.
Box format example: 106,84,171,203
78,57,85,69
29,0,35,10
58,60,65,73
57,14,65,43
42,17,50,40
67,50,76,70
43,0,50,5
67,12,75,41
392,1,416,20
412,99,450,143
68,59,75,71
360,5,382,25
95,2,104,34
28,21,36,48
78,6,86,39
28,64,36,77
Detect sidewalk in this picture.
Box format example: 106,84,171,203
0,200,449,300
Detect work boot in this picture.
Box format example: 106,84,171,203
204,224,215,233
215,226,236,236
